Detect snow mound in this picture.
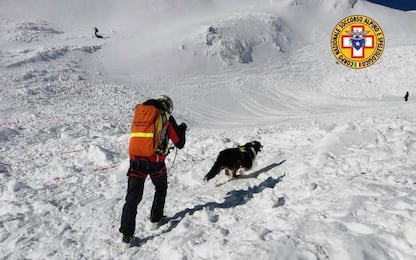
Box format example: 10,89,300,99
312,122,377,157
204,13,290,66
86,145,117,167
9,21,63,43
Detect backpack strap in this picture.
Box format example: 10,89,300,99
157,112,171,155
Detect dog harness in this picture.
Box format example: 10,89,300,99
239,146,257,160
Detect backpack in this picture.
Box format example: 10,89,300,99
129,104,170,158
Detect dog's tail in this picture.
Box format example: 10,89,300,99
204,161,222,181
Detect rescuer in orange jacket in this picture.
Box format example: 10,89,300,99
119,95,186,244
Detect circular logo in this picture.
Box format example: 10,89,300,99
331,15,385,69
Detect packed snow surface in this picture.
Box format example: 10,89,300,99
1,0,416,259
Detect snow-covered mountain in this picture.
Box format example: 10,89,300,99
1,0,416,259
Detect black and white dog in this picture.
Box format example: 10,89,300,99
204,141,263,181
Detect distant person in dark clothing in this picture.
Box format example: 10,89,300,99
93,27,103,39
404,91,409,102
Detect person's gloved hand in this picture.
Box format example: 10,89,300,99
180,122,187,131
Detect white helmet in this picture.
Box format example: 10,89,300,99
158,95,173,113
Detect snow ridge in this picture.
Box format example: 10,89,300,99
205,13,290,66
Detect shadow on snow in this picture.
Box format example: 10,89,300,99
133,160,286,247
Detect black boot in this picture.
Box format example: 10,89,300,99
122,234,133,244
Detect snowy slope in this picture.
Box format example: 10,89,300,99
1,0,416,259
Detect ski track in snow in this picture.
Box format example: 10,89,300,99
1,1,416,259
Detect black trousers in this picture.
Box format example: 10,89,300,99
119,160,167,237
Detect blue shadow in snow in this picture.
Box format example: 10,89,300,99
134,160,286,246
